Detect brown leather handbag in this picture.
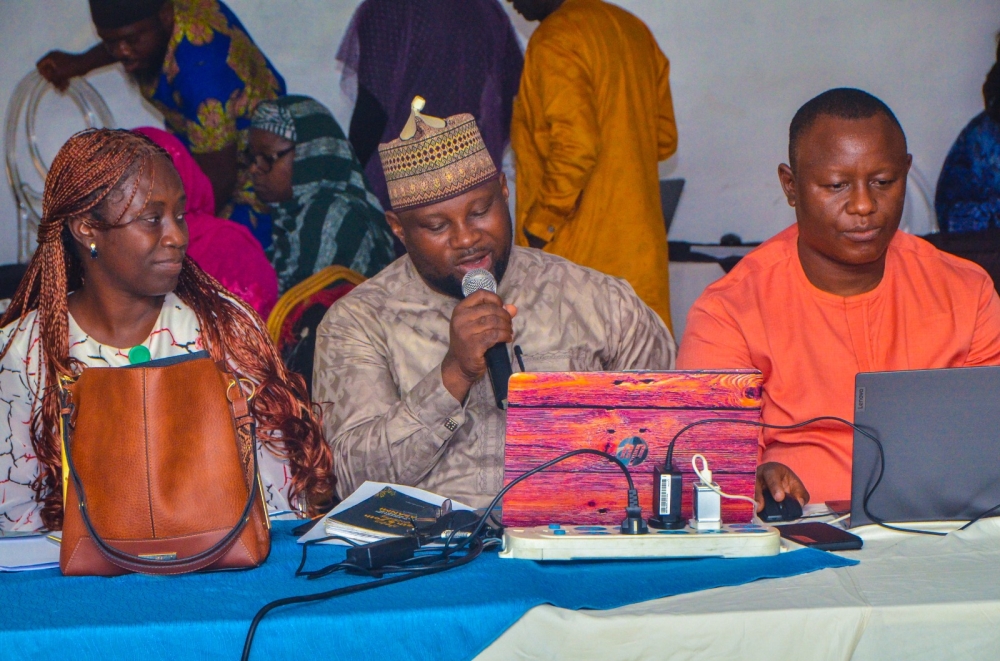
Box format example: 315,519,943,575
58,351,271,576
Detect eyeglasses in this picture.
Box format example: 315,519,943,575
248,145,294,173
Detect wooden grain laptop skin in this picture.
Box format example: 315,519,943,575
502,371,762,527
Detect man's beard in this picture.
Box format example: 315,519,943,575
126,42,169,88
130,67,160,88
422,240,512,300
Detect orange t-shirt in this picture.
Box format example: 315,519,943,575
677,224,1000,503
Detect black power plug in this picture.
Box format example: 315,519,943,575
647,463,686,529
619,488,649,534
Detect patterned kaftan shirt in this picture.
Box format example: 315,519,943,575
0,293,294,532
141,0,286,247
313,247,676,509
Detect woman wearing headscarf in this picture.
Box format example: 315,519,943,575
249,95,395,293
0,128,335,532
134,126,278,318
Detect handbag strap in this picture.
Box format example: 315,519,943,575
60,368,263,575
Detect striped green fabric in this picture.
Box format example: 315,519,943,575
259,95,395,293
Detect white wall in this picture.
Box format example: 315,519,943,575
1,0,998,265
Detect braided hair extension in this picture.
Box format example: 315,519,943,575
0,129,335,529
174,265,337,518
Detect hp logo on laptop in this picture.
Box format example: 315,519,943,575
615,436,649,466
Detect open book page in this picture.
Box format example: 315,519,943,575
298,481,474,545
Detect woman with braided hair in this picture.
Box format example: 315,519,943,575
0,128,335,532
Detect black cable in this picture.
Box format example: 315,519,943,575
253,419,1000,661
513,345,526,372
670,417,1000,536
487,512,504,529
245,449,635,660
431,449,637,565
959,501,1000,531
444,448,636,556
666,415,867,468
675,416,937,535
662,415,950,537
300,516,493,581
295,536,361,578
242,536,485,661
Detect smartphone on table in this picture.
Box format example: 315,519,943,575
776,522,863,551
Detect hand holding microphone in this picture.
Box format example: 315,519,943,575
441,269,517,408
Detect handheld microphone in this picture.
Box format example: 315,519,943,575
461,268,513,410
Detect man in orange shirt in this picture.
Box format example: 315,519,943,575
678,88,1000,511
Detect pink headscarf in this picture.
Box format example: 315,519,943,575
133,127,278,319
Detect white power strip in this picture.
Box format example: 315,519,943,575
499,523,780,561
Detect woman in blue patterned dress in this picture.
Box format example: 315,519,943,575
935,37,1000,233
37,0,285,249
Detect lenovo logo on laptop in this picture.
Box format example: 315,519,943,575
856,387,866,412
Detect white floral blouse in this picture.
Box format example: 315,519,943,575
0,292,295,532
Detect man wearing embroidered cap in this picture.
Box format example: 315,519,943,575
314,98,676,508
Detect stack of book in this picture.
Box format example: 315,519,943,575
323,485,451,545
297,482,477,546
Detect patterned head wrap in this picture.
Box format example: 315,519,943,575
89,0,166,30
250,101,297,143
253,95,395,294
377,96,498,212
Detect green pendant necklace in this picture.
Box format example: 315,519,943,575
127,345,151,365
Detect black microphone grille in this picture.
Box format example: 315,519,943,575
461,268,496,297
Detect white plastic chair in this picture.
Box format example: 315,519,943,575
4,70,114,263
899,163,939,236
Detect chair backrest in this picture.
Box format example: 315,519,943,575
921,229,1000,295
660,178,685,234
899,164,938,235
0,263,28,300
267,265,366,396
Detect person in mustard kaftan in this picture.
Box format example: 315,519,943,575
508,0,678,327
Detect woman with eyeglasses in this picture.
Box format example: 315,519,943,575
0,128,335,531
249,96,396,293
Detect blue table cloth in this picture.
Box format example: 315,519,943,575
0,522,855,661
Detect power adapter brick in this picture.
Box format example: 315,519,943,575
346,536,420,570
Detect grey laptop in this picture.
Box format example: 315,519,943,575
851,366,1000,527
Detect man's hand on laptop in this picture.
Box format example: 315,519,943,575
441,290,518,403
755,462,810,512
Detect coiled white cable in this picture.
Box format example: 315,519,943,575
691,454,758,508
5,69,114,262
